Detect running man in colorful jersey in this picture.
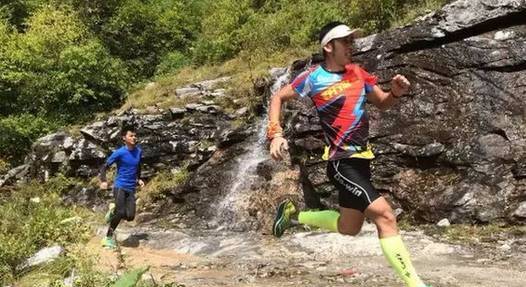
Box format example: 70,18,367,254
268,22,429,287
99,126,144,249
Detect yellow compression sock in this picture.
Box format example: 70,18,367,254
297,210,339,232
379,235,426,287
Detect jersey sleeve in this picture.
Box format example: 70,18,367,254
358,66,377,86
291,69,313,98
365,83,374,94
137,148,143,181
99,149,120,181
358,66,377,94
106,149,121,166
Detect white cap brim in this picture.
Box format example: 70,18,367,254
320,25,361,48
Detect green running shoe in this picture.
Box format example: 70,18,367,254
104,203,115,223
272,199,296,238
101,236,116,249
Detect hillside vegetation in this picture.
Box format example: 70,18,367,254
0,0,448,166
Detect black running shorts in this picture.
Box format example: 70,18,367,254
326,158,381,212
113,187,136,221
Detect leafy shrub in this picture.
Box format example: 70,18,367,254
155,51,190,76
237,0,347,57
191,0,253,64
0,114,58,165
0,5,130,121
100,0,200,78
0,0,45,30
0,176,91,284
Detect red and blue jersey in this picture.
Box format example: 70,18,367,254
291,64,377,160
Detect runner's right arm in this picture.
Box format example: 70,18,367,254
99,150,121,189
268,84,299,160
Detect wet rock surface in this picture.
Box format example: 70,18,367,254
92,222,526,287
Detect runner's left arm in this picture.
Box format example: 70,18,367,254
367,74,410,110
136,151,145,188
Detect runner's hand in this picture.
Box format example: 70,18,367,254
138,179,145,188
100,181,108,190
391,74,410,97
270,136,289,160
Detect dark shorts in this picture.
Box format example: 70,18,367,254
113,187,136,221
326,158,381,212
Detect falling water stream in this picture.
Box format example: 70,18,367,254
212,68,291,230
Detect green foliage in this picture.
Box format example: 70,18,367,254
0,5,130,122
191,0,253,64
0,0,44,30
155,51,190,76
0,114,59,165
236,0,347,59
100,0,200,78
191,0,448,63
0,0,449,122
0,176,91,285
26,246,114,287
114,266,149,287
391,0,449,27
68,0,125,33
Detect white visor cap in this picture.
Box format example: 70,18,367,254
320,24,361,49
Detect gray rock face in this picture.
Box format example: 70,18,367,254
513,201,526,219
176,77,231,98
1,76,247,188
18,245,63,271
285,0,526,224
0,164,29,187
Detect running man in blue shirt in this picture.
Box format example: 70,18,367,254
99,126,144,249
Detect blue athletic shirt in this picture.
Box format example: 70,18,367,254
106,146,142,192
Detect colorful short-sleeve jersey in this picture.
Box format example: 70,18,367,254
291,64,377,161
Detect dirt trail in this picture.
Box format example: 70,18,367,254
89,222,526,287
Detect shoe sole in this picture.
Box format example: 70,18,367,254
101,240,117,249
101,242,116,249
272,201,288,237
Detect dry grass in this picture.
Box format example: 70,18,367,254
435,223,526,244
0,159,10,174
392,0,449,28
138,167,189,205
398,221,526,245
119,47,314,112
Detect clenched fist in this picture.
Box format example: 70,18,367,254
100,181,109,190
270,137,289,160
391,74,410,97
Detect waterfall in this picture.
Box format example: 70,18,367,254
212,68,291,230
